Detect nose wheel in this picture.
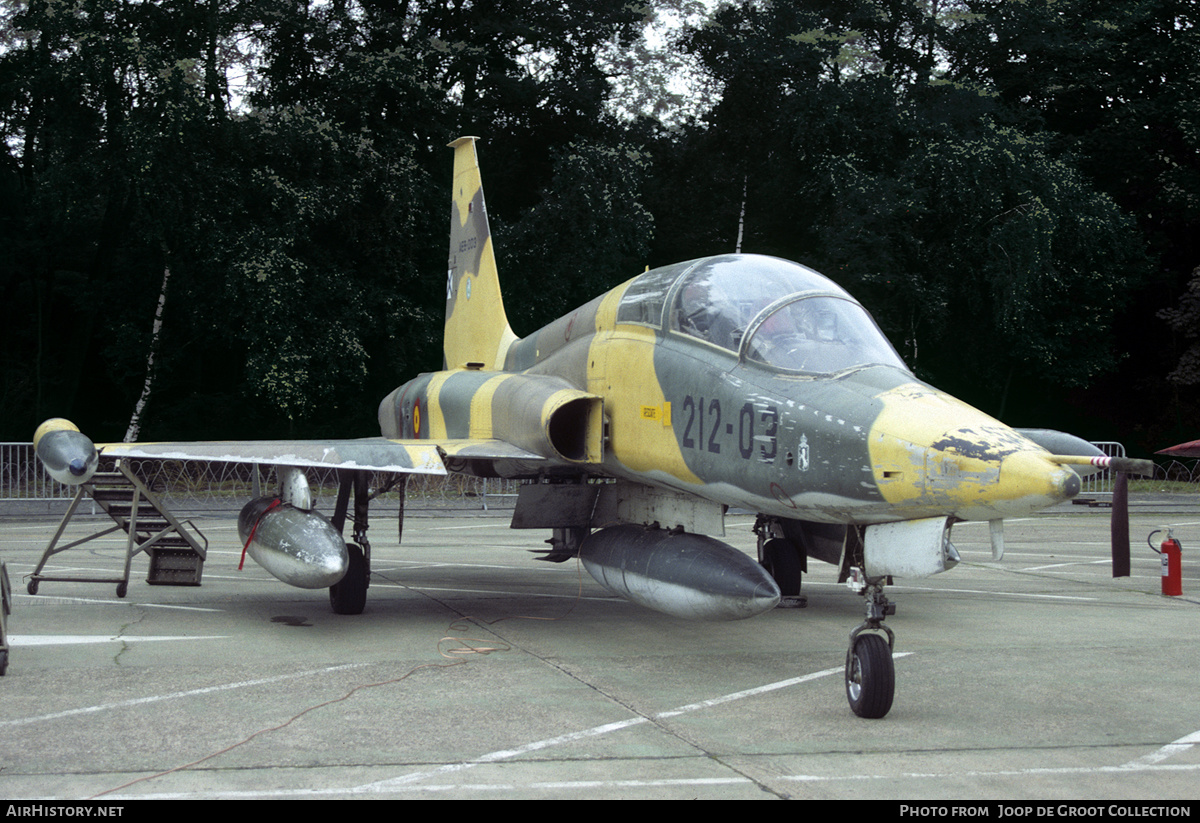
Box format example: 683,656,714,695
846,632,894,717
845,578,895,718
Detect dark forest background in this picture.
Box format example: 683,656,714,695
1,0,1197,458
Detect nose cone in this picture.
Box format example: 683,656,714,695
869,382,1082,520
982,449,1081,519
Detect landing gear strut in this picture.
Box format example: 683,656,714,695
330,470,372,615
844,574,895,718
330,542,368,615
753,515,806,607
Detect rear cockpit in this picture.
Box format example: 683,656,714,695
616,254,908,375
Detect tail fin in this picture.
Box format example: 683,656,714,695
444,137,518,370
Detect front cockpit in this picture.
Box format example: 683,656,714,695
616,254,908,375
742,295,908,374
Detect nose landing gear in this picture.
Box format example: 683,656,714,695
845,576,895,718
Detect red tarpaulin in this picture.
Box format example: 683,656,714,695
1156,439,1200,458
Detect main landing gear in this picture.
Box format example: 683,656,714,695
844,572,896,718
329,470,372,615
326,470,408,615
330,542,368,615
753,516,806,607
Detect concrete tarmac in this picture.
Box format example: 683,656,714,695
1,504,1199,800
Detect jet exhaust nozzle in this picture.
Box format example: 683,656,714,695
579,525,781,621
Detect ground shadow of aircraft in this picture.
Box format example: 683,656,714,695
35,137,1151,718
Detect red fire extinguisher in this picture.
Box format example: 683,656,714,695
1149,528,1183,597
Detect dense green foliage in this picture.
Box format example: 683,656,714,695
1,0,1195,453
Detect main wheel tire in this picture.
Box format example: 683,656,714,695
762,538,803,596
329,543,367,615
846,633,895,719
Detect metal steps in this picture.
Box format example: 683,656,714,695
27,462,207,597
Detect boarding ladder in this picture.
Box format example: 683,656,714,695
27,462,207,598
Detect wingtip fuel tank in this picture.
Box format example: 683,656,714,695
33,418,98,486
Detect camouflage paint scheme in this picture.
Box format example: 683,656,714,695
34,137,1112,718
379,137,1079,535
54,137,1081,567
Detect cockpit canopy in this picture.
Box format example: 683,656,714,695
616,254,907,375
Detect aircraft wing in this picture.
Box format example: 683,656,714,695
99,437,546,475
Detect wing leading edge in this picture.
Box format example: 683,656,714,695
100,437,546,476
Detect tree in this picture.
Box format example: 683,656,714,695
949,0,1200,278
656,1,1150,421
814,104,1149,416
496,140,655,331
0,0,246,437
945,0,1200,439
0,0,654,439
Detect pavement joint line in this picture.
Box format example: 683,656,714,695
108,660,897,799
345,657,907,793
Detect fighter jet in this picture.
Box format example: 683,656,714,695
34,137,1151,718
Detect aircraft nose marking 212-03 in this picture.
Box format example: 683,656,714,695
35,136,1148,719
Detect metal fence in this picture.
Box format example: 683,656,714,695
1,442,73,501
0,442,520,513
1077,442,1200,495
3,440,1197,512
1081,441,1125,496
